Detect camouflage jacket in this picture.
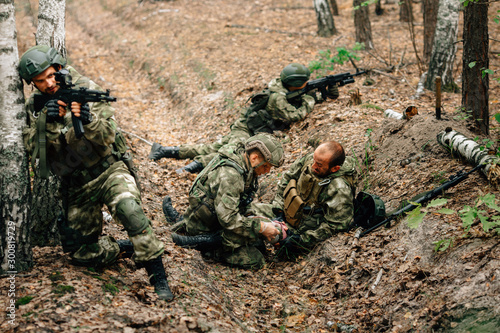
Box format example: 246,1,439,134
184,143,266,249
272,153,358,247
231,77,316,133
22,66,118,178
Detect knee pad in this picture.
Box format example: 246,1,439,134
115,198,150,236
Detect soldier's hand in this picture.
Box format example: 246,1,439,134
45,99,65,123
327,84,339,100
70,102,93,125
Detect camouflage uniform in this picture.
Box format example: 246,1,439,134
23,66,164,266
179,77,316,166
272,153,358,247
182,142,272,269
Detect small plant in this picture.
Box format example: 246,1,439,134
309,43,365,77
53,285,75,295
103,283,119,296
15,295,34,307
433,238,454,252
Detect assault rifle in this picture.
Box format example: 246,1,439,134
34,69,117,139
286,69,367,100
360,163,485,237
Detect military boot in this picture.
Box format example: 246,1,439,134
162,196,182,224
148,143,180,161
175,160,204,174
117,239,134,259
143,256,174,301
172,231,223,252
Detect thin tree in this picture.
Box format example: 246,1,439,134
399,0,413,22
314,0,337,37
30,0,67,247
330,0,339,16
353,0,373,49
422,0,439,63
462,0,489,134
375,0,384,16
0,0,33,273
424,0,459,92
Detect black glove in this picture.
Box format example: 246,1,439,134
45,99,64,123
327,84,339,99
79,103,93,125
273,211,285,222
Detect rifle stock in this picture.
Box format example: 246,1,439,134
286,70,366,100
360,164,485,237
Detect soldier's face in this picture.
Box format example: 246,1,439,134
32,66,59,95
312,150,339,177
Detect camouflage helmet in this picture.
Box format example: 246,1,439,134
280,63,310,87
245,133,284,167
18,45,67,83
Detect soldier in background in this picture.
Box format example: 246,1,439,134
19,45,174,301
149,63,339,173
167,133,286,269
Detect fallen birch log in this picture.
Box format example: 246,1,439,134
437,128,500,187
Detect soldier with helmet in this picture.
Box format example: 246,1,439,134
19,45,174,301
149,63,339,173
165,133,286,269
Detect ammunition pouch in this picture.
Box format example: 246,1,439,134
283,179,304,227
65,154,119,187
57,213,99,253
187,194,219,230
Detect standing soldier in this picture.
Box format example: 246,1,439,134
272,141,358,257
149,63,339,173
169,133,286,269
19,45,174,301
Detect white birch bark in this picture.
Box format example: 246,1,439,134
36,0,66,58
0,0,32,272
437,129,500,187
424,0,459,91
313,0,336,37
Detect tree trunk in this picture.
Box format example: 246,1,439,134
36,0,67,59
330,0,339,16
422,0,439,63
375,0,384,16
399,0,413,22
314,0,337,37
353,0,374,49
0,0,33,273
424,0,459,92
462,0,489,135
437,129,499,188
30,0,67,247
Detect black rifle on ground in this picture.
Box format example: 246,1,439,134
360,163,485,237
286,70,367,101
34,69,117,139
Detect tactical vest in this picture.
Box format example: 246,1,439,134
187,154,256,228
283,158,358,227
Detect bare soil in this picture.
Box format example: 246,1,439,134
3,0,500,332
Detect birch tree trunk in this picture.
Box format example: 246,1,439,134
36,0,66,58
313,0,337,37
353,0,374,49
0,0,33,273
437,129,500,188
424,0,459,92
30,0,67,247
330,0,339,16
462,0,489,135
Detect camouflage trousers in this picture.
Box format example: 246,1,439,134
185,202,274,269
63,161,164,266
179,129,251,167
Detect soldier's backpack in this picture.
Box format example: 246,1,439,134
350,191,386,230
244,89,290,134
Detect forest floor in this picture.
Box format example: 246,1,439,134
3,0,500,332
